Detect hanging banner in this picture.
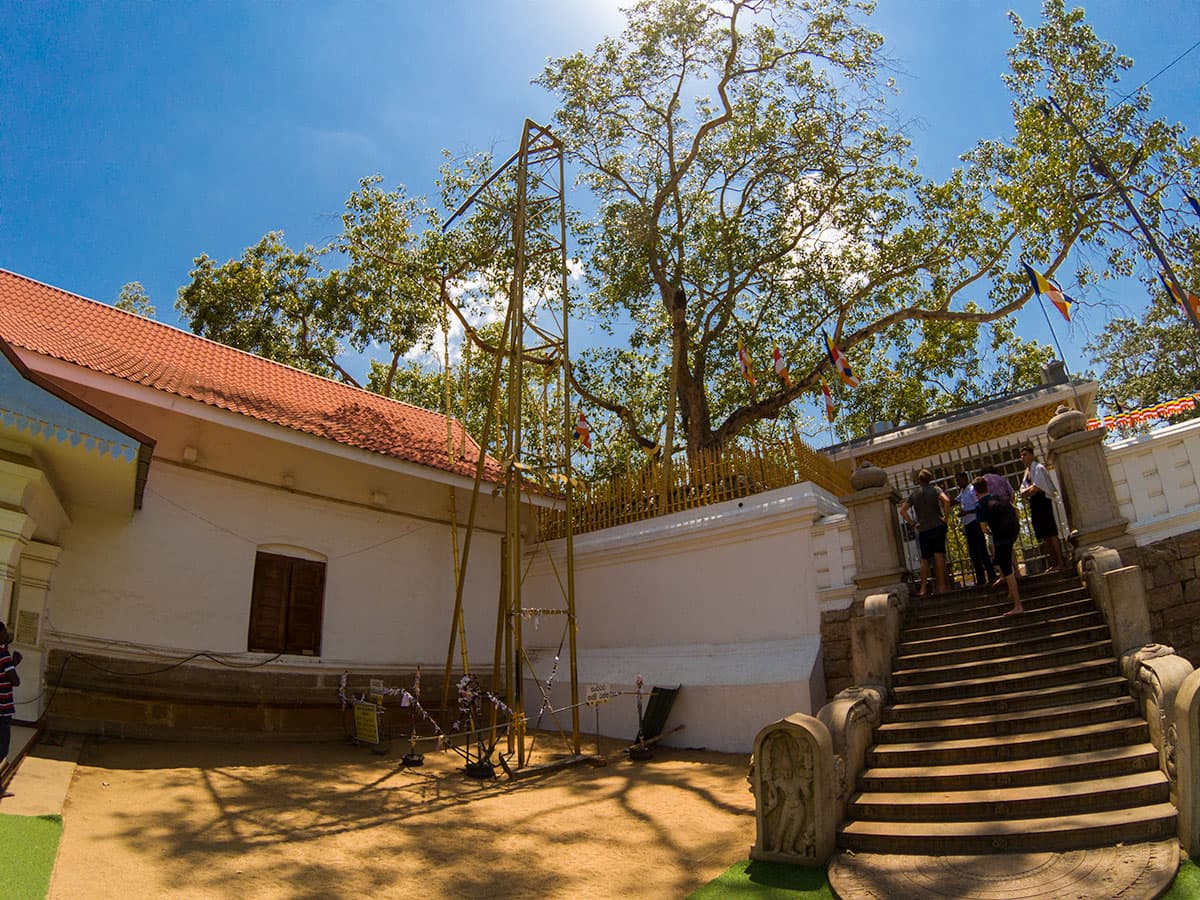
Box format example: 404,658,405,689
1087,393,1198,432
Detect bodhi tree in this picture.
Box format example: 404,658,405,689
536,0,1197,457
174,0,1196,468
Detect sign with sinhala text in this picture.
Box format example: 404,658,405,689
586,683,615,706
354,701,381,744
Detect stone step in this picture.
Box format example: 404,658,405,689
850,769,1169,822
902,596,1097,643
892,657,1120,704
909,571,1082,610
892,639,1114,687
908,587,1090,629
858,744,1162,792
866,718,1150,768
836,803,1178,854
898,609,1104,657
883,676,1131,723
875,696,1138,744
894,623,1112,671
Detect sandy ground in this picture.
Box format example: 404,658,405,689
49,733,755,899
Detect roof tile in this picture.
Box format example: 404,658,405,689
0,269,496,480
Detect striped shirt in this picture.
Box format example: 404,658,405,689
0,646,14,717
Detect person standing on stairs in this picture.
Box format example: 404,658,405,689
899,469,951,598
953,470,996,589
0,620,21,764
973,477,1024,616
1019,446,1066,573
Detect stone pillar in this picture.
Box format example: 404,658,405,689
749,713,837,866
840,463,907,593
12,541,62,720
1121,644,1195,803
850,592,900,690
1176,667,1200,856
1046,405,1131,550
0,507,35,625
817,685,884,826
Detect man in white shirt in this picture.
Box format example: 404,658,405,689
1020,446,1066,572
954,471,996,588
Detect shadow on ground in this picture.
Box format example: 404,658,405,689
52,733,754,899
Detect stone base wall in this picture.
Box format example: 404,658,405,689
820,600,863,701
41,649,470,742
1122,534,1200,667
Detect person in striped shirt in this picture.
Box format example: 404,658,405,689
0,621,21,763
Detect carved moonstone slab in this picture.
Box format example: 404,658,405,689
749,713,836,866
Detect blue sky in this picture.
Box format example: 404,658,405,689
2,1,1197,409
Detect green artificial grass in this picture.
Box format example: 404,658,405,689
688,860,834,899
1162,856,1200,900
0,813,63,900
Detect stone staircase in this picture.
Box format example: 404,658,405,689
837,571,1178,854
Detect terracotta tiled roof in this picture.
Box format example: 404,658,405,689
0,268,496,480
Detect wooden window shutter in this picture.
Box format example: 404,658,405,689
285,558,325,656
248,552,291,653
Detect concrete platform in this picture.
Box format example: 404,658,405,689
828,840,1182,899
0,730,83,817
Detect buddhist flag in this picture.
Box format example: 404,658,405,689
574,411,592,450
821,380,836,423
1161,273,1200,322
1022,262,1074,322
737,338,757,387
1187,192,1200,220
772,343,792,389
823,331,860,388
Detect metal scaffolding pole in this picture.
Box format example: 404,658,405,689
440,118,582,771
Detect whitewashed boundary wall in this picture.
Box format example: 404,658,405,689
522,482,854,753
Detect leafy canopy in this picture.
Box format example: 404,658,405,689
537,0,1195,459
173,0,1198,470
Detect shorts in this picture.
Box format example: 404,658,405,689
917,523,948,560
1029,493,1058,540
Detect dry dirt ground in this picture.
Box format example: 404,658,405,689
49,733,755,899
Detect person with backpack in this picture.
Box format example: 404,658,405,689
973,477,1023,616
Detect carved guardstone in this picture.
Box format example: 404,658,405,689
749,714,836,866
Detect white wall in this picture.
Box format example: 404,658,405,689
48,458,504,670
521,482,853,753
1107,417,1200,545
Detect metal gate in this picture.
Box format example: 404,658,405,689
890,435,1069,590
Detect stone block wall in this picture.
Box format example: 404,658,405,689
821,600,862,701
40,648,464,741
1122,531,1200,667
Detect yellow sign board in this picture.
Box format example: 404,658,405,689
354,701,381,744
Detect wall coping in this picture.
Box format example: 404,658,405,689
529,481,844,572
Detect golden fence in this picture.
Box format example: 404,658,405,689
538,434,852,540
